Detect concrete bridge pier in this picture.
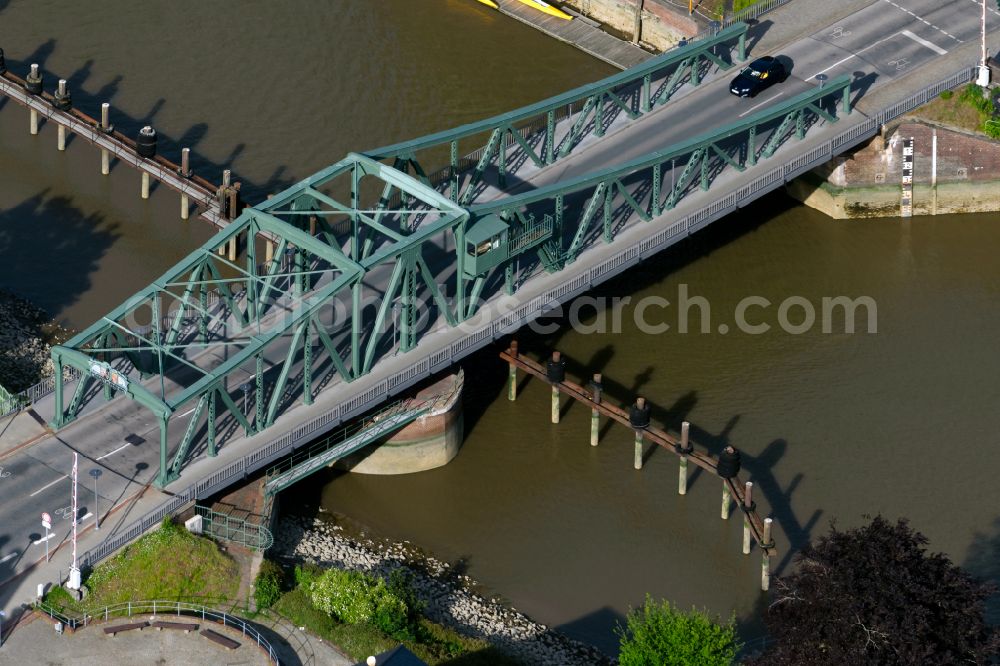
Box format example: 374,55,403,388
337,369,465,475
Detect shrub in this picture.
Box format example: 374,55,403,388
939,89,954,100
388,568,425,618
617,595,740,666
308,567,415,640
373,592,410,638
254,559,283,610
961,83,992,114
311,568,379,624
294,563,322,589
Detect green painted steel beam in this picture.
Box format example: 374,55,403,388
363,24,749,160
469,74,851,216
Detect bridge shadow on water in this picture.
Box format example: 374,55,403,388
0,40,305,333
0,189,119,327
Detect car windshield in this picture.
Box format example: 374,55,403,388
742,65,765,77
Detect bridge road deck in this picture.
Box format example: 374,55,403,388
0,0,996,600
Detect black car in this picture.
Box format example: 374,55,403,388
730,56,787,98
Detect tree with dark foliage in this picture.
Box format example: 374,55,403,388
749,516,1000,665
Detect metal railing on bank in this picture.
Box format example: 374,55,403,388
34,599,279,664
723,0,794,28
61,65,979,581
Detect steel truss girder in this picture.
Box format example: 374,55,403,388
471,74,852,220
362,24,748,201
49,61,846,491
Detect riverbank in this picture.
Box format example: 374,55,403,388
788,84,1000,218
272,513,614,665
0,290,69,392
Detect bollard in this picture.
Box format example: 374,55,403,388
547,351,563,424
761,518,773,591
633,430,643,470
743,481,754,554
100,103,111,175
141,172,150,199
265,240,274,263
56,80,68,151
507,341,518,401
180,148,191,220
721,481,731,519
222,169,231,188
590,373,602,446
26,65,42,137
678,421,691,495
228,235,238,261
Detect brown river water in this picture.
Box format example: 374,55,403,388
0,0,998,654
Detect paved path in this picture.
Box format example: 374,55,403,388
0,611,272,666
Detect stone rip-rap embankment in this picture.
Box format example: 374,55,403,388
274,514,615,665
0,290,68,392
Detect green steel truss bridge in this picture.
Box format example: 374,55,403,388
48,23,863,487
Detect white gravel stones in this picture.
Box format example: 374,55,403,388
272,516,613,665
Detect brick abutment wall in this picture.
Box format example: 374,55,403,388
787,121,1000,218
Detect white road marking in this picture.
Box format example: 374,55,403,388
807,29,907,80
968,0,1000,19
882,0,963,42
900,29,947,55
32,534,55,545
178,406,198,417
739,92,785,117
96,442,130,460
0,552,18,564
29,475,67,497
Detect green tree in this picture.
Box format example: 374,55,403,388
617,595,740,666
749,516,1000,665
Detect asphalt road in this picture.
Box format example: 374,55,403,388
2,0,998,593
507,0,1000,192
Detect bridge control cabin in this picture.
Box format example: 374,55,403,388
463,213,554,277
464,214,510,275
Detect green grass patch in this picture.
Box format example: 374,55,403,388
734,0,763,13
908,84,1000,136
44,518,241,614
272,571,523,666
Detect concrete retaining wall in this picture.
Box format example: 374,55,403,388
565,0,698,51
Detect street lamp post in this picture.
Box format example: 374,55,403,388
89,469,102,530
0,609,5,647
978,0,992,87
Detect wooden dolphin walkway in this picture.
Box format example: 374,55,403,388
502,341,777,590
0,63,231,228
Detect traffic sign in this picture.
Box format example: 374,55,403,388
41,512,51,530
